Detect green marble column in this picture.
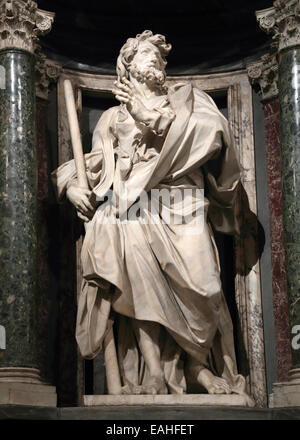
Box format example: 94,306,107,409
0,49,39,372
278,47,300,377
0,1,56,406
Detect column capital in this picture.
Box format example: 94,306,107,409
35,47,61,100
256,0,300,53
0,0,54,53
247,50,279,101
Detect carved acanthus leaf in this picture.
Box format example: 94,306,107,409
256,0,300,52
35,45,62,99
247,51,279,101
0,0,54,53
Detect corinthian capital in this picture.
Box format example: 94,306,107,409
256,0,300,52
35,46,61,99
247,50,279,101
0,0,54,53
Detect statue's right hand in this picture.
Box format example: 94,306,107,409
112,77,150,123
66,185,95,222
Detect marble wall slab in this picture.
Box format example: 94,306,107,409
264,98,292,382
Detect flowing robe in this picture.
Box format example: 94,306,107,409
52,83,246,394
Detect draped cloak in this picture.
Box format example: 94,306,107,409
52,83,247,395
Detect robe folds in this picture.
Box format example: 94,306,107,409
52,82,247,395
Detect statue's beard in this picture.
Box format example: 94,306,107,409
129,63,166,87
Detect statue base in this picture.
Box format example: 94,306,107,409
0,382,57,407
270,379,300,407
84,393,255,408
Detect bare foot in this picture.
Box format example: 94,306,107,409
132,376,168,395
197,368,232,394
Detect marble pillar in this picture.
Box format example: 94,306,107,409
278,48,300,374
247,52,292,383
0,47,38,369
35,50,61,384
0,0,56,406
256,0,300,407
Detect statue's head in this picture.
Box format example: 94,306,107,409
116,30,171,87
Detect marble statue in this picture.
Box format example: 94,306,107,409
52,30,250,399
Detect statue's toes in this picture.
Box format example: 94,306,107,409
147,376,168,395
208,385,224,394
215,378,232,393
149,386,158,395
208,378,232,394
158,384,168,395
132,385,143,395
127,377,168,395
139,385,158,395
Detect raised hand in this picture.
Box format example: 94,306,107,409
112,77,150,123
66,184,95,222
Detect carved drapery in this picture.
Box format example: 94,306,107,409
55,69,267,407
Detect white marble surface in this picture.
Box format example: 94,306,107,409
57,69,267,407
84,393,254,407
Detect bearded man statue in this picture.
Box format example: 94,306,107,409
52,30,252,401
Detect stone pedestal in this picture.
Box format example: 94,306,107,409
270,380,300,408
83,394,255,408
0,382,56,407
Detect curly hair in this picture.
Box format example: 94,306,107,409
116,30,171,81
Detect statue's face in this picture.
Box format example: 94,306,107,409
131,40,164,73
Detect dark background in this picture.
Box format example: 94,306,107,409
37,0,274,74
